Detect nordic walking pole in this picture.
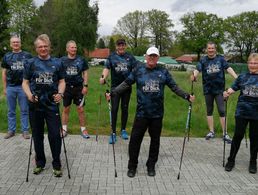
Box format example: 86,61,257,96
26,136,33,182
60,127,71,179
105,89,118,178
187,79,194,142
96,93,102,142
223,98,228,167
177,96,192,180
245,131,248,148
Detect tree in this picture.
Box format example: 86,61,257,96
0,0,9,57
224,11,258,62
8,0,37,38
97,38,106,48
179,12,224,60
113,11,147,49
108,37,115,52
34,0,99,56
147,9,174,55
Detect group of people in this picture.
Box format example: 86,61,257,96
1,34,258,178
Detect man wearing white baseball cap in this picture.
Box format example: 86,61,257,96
112,46,195,177
146,46,160,56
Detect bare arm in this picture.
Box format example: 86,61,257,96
99,68,109,84
82,70,88,95
22,79,35,102
223,88,235,98
53,79,66,103
190,69,199,81
227,67,238,79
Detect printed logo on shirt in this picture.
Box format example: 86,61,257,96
207,62,220,74
11,61,24,70
66,66,78,75
115,62,128,72
36,72,53,84
243,85,258,97
142,80,160,92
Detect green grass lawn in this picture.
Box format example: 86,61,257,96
0,66,239,137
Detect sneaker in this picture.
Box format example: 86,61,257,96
81,130,90,139
121,129,128,140
249,161,257,174
4,131,15,139
33,166,44,175
225,161,235,172
223,134,232,144
205,131,215,140
22,131,30,139
53,168,62,177
109,133,117,144
127,169,136,178
60,129,67,138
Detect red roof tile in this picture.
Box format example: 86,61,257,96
88,48,110,59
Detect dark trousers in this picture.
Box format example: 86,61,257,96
128,117,163,170
29,108,62,169
228,117,258,163
204,94,225,117
111,88,131,133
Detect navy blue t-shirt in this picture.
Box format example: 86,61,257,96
125,63,189,118
1,51,32,86
61,55,89,86
23,56,65,111
231,73,258,120
105,52,136,88
197,55,229,95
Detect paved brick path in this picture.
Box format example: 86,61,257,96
0,133,258,195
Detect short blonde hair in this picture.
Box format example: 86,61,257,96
248,53,258,62
66,40,76,49
34,34,51,48
10,35,20,43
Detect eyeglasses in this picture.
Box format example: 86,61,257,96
248,62,258,65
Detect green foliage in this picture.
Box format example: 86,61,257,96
97,38,106,48
178,12,224,60
108,37,115,52
224,11,258,62
8,0,37,37
0,67,239,137
113,10,147,49
0,0,9,58
34,0,99,56
229,63,248,74
147,9,174,55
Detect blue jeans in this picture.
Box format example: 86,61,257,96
6,85,29,132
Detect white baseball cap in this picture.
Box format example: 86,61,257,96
146,46,160,56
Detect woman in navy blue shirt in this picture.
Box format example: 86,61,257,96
224,53,258,174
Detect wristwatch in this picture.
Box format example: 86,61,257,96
83,84,88,87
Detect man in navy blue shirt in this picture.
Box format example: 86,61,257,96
191,42,237,143
113,46,195,177
61,40,89,139
224,53,258,174
100,38,136,144
22,34,65,177
1,35,32,139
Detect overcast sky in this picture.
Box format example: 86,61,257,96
34,0,258,36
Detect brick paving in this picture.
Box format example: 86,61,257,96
0,133,258,195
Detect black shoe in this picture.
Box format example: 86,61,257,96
225,161,235,172
127,169,136,178
249,162,257,174
147,168,156,177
